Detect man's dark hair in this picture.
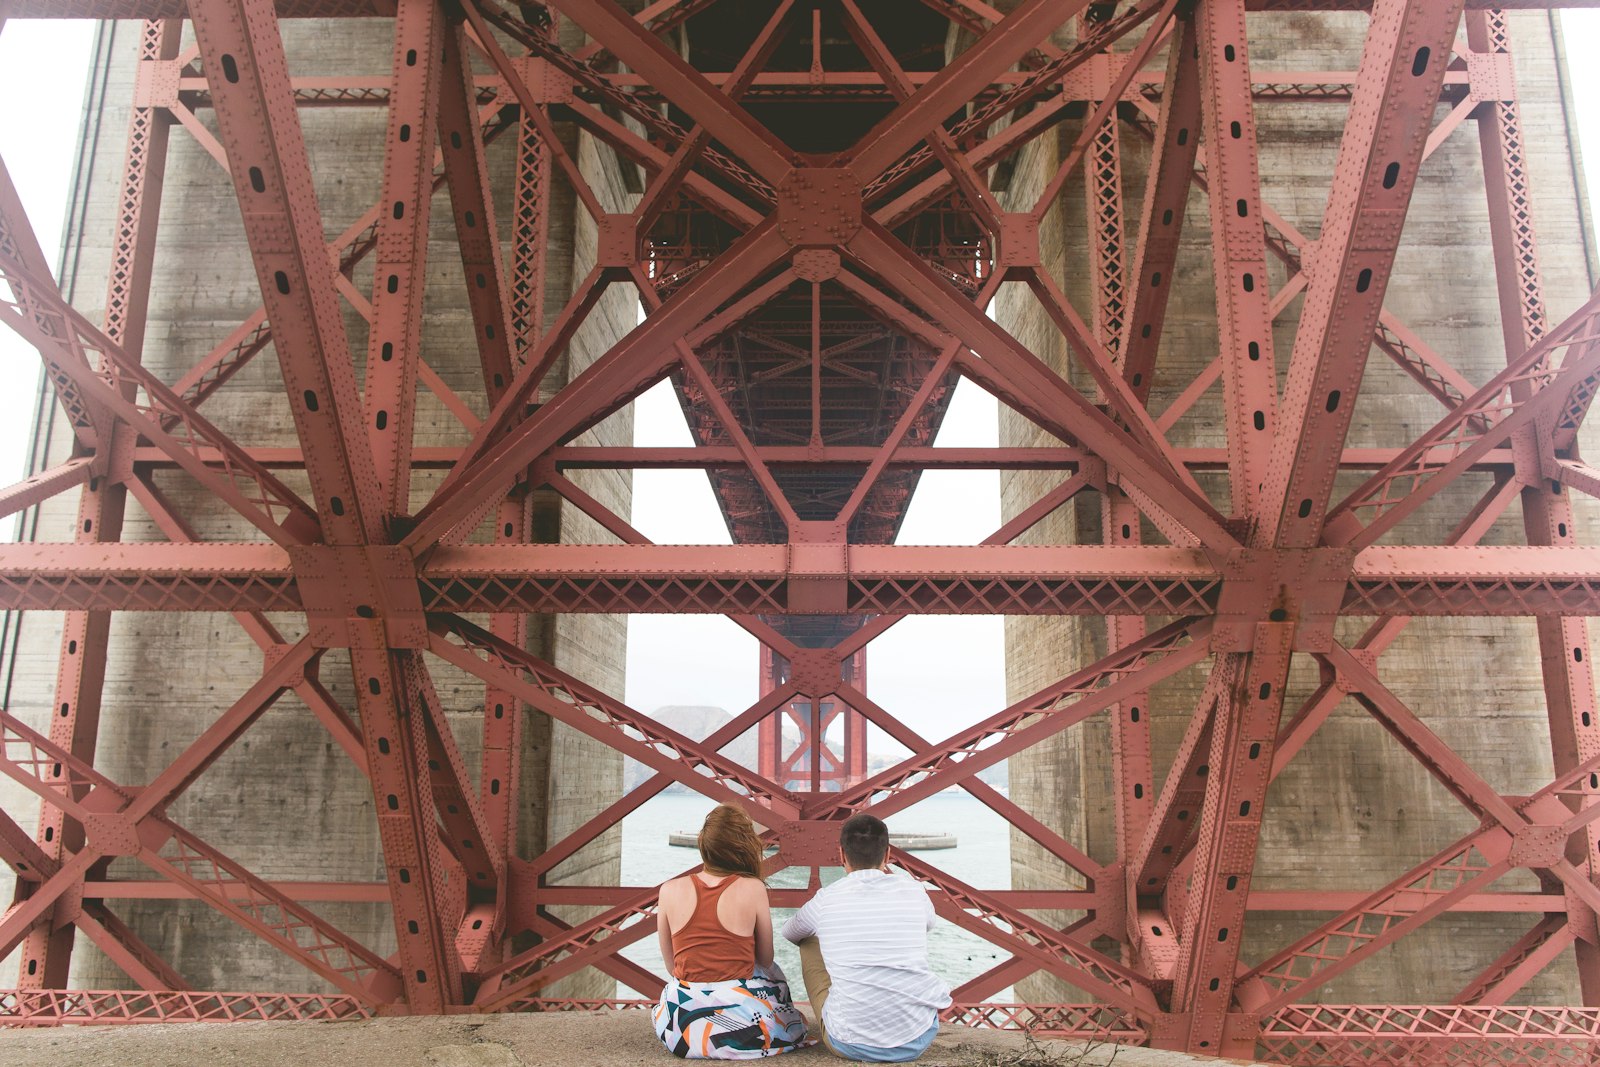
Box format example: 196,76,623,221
839,813,889,870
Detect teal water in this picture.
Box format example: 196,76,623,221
617,790,1014,1002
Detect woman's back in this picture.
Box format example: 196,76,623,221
662,872,759,982
652,804,807,1057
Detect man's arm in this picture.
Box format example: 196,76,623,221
780,895,820,943
922,883,937,932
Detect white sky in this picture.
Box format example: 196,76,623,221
625,375,1006,741
2,14,1599,748
0,20,97,490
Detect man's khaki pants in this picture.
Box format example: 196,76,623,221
795,936,844,1057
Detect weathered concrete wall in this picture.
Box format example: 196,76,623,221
0,15,632,998
1000,11,1599,1004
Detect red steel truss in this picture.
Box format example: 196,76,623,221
759,645,868,792
3,0,1600,1061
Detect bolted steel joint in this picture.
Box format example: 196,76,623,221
776,169,862,249
786,648,843,698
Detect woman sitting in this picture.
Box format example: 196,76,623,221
652,804,809,1059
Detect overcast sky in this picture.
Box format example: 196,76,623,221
0,21,96,488
2,14,1599,751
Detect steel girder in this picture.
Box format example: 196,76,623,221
0,0,1599,1062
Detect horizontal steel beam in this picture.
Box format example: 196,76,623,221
74,880,1569,912
124,444,1524,472
0,989,373,1024
0,542,1598,617
164,68,1464,108
1257,1004,1600,1062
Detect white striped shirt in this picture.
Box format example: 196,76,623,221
780,869,951,1048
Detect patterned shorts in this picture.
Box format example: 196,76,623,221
652,965,813,1059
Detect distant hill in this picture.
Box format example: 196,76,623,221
627,705,1008,793
624,705,760,793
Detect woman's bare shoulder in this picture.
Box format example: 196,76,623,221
660,875,693,898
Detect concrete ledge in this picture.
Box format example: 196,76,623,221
0,1007,1273,1066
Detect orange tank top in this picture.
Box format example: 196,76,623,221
671,874,756,983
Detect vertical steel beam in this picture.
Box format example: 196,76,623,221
1104,487,1154,900
350,648,465,1009
1082,21,1128,368
758,644,782,783
1168,631,1293,1055
438,20,528,926
1193,0,1277,517
364,0,446,516
438,22,517,399
188,0,462,1010
1469,6,1600,1000
842,649,867,784
509,102,550,365
1260,0,1462,547
1119,12,1201,395
18,17,180,989
1060,26,1157,922
1072,15,1153,888
187,0,383,545
480,492,532,879
1102,22,1202,906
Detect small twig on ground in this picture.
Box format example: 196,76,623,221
956,1032,1121,1067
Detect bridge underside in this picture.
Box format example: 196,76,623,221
2,0,1600,1062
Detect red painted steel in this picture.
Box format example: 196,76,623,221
759,645,868,793
0,0,1599,1061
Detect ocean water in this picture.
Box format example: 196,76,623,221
618,790,1014,1002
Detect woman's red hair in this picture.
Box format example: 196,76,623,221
698,804,765,881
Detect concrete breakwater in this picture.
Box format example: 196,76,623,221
669,831,957,850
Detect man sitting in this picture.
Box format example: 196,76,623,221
780,814,951,1062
